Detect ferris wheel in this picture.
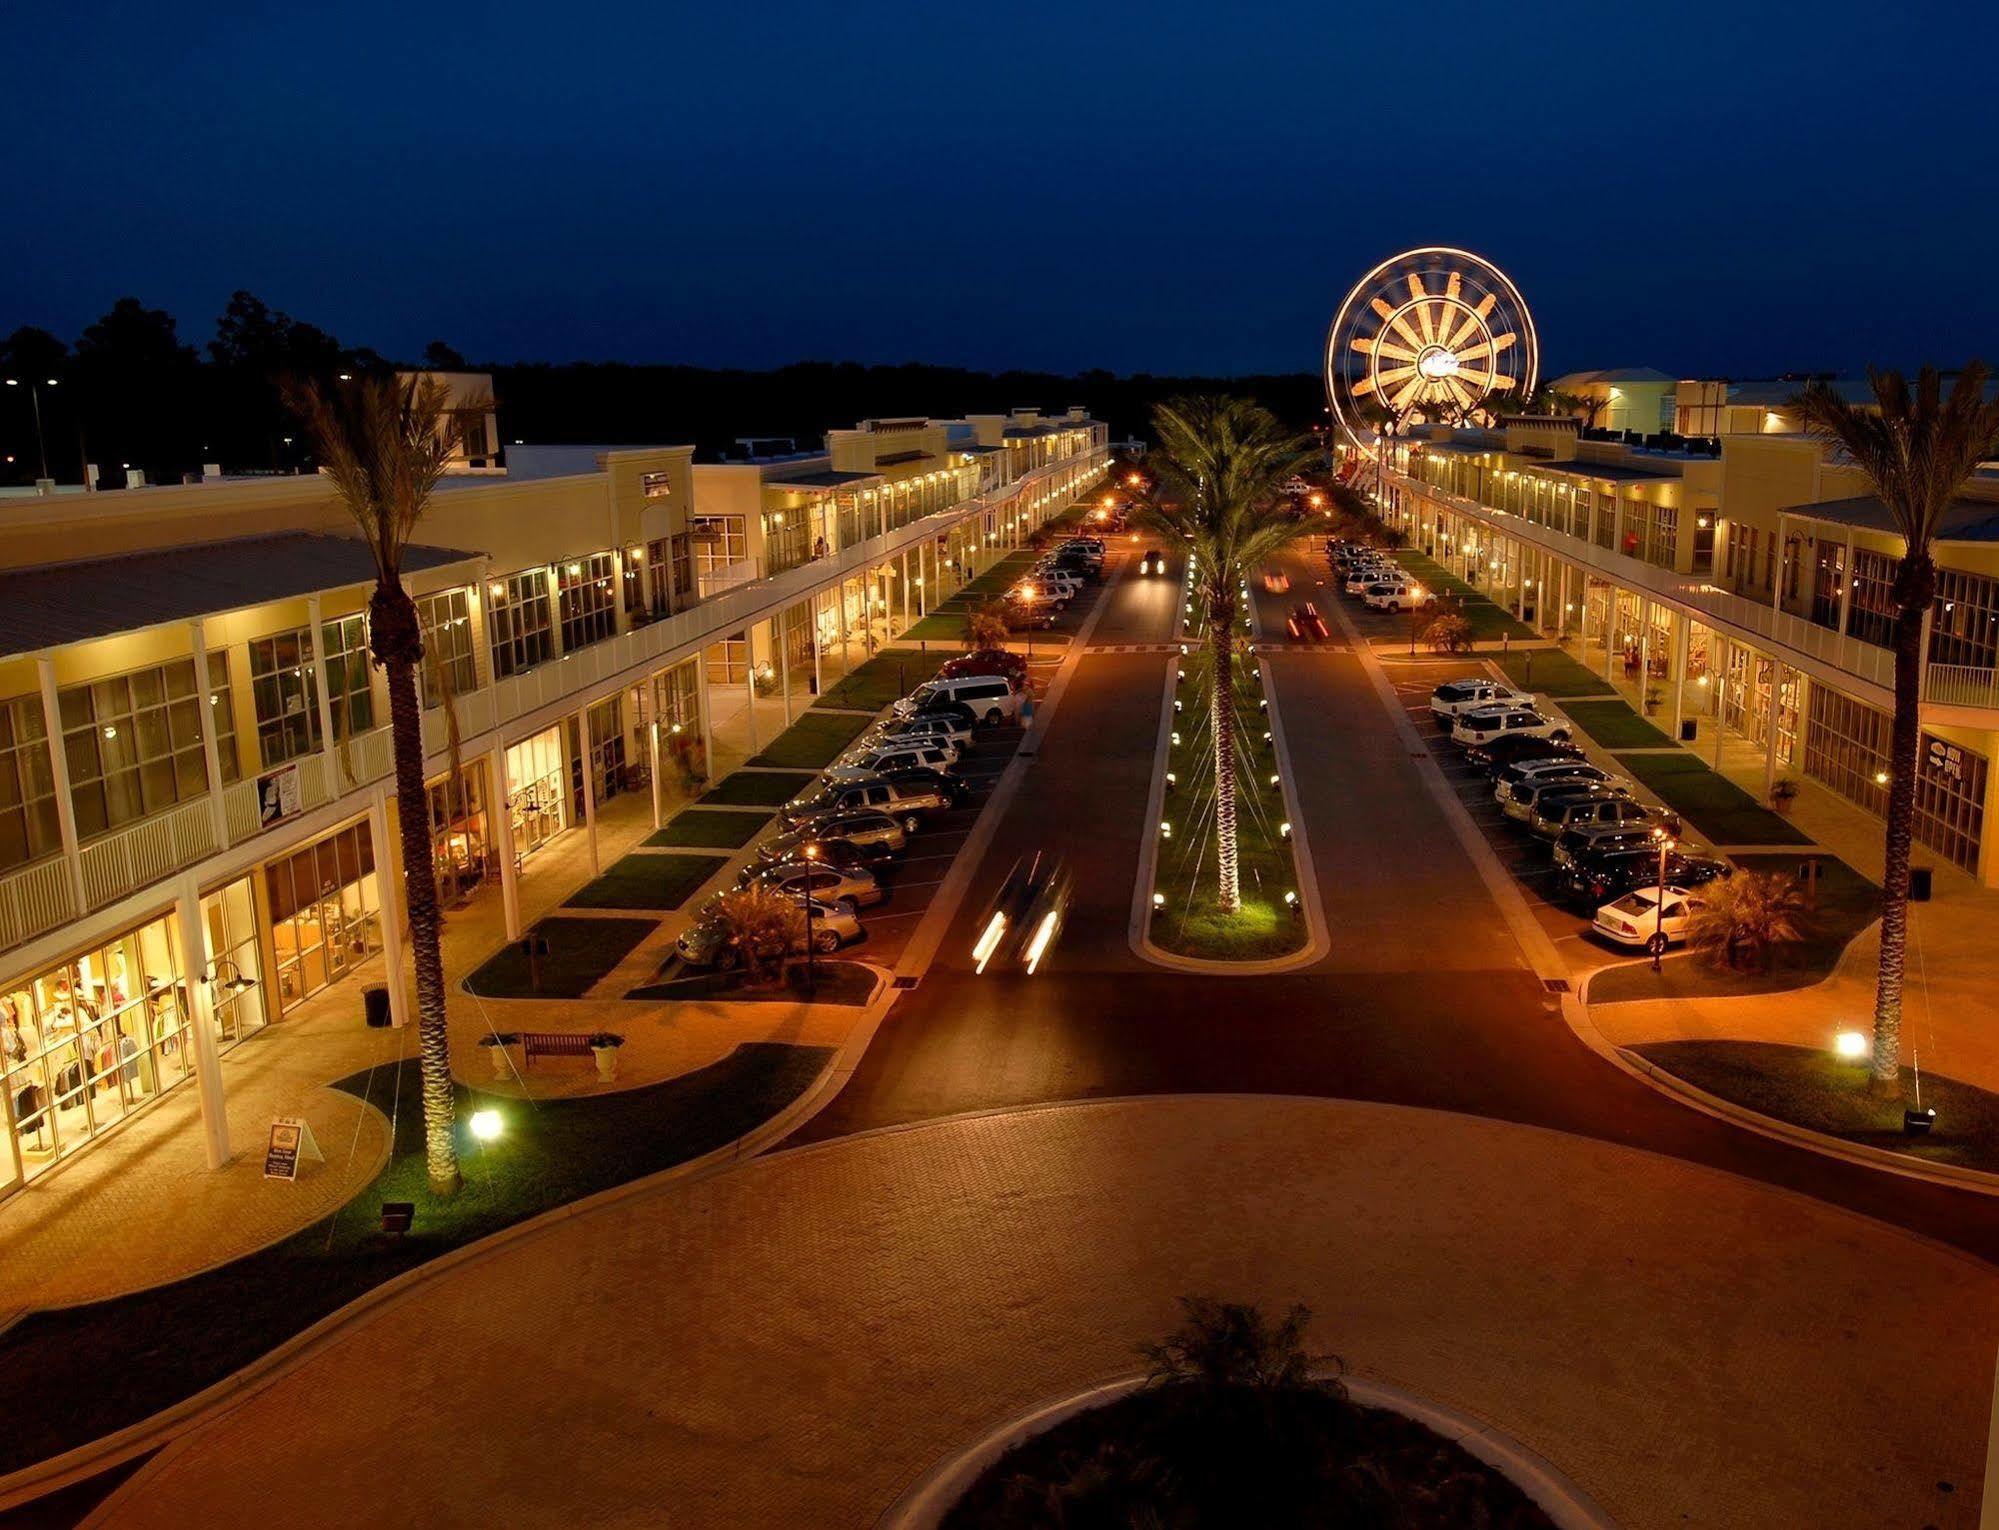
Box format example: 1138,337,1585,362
1325,247,1538,447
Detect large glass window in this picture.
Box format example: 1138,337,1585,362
1847,549,1898,651
1930,566,1999,671
505,727,568,860
61,655,238,840
692,516,749,594
2,908,189,1184
248,617,369,768
0,696,60,873
201,876,266,1047
427,760,489,903
556,553,617,651
488,569,554,679
1805,686,1988,872
265,821,380,1015
417,588,477,708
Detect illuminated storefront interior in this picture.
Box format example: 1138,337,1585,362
266,822,381,1015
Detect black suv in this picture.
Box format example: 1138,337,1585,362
1557,846,1731,908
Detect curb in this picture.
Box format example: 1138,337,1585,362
877,1368,1621,1530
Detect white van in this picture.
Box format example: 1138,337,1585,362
895,674,1022,725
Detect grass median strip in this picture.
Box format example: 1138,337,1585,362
565,853,729,911
1611,750,1812,846
627,960,877,1006
1631,1040,1999,1172
0,1043,832,1475
645,809,770,849
465,916,657,997
1392,552,1534,641
746,710,873,769
1491,648,1614,698
811,649,953,712
698,769,817,807
1560,698,1671,750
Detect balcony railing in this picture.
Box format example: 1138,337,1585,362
0,446,1109,959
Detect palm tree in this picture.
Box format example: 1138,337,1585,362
1685,870,1811,974
1147,397,1316,914
1792,367,1999,1091
964,599,1011,652
288,373,484,1194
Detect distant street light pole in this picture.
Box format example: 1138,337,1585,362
1652,826,1675,972
801,842,820,991
4,377,57,482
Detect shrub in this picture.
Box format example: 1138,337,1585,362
1687,870,1811,972
964,600,1011,652
1420,613,1474,653
711,884,806,984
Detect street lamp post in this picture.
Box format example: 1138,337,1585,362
800,842,820,991
1652,826,1676,972
4,377,57,482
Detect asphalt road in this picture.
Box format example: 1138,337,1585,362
797,536,1999,1265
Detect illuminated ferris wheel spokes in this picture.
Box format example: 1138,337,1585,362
1325,248,1539,446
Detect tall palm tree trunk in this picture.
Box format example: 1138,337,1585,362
1209,595,1241,915
1871,576,1929,1093
378,583,461,1192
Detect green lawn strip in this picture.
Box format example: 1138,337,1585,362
1588,853,1876,1004
465,915,657,997
1150,652,1307,962
1630,1041,1998,1171
1491,648,1615,698
1391,552,1534,640
644,809,771,849
626,960,876,1006
746,710,872,770
1610,750,1813,846
1560,698,1671,750
901,612,969,644
698,769,817,807
0,1043,831,1475
565,852,729,911
810,648,953,712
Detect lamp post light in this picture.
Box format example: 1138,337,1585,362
4,377,57,482
1652,826,1676,972
800,842,820,991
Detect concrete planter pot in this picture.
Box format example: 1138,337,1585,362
478,1038,517,1081
591,1045,621,1083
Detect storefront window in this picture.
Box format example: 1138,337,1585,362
3,909,189,1185
417,588,478,708
249,618,369,768
506,727,568,860
428,761,489,902
488,569,555,679
556,553,617,651
0,695,61,873
266,821,380,1015
62,654,239,839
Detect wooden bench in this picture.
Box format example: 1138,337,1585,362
521,1032,595,1070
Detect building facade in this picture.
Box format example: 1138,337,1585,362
1350,398,1999,888
0,398,1108,1197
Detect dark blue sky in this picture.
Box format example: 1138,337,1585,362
6,0,1996,379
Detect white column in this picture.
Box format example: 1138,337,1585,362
1763,661,1783,801
899,550,910,632
1671,619,1692,738
189,621,230,850
779,617,794,727
811,594,824,696
307,595,340,800
175,873,232,1169
488,739,523,941
35,655,86,915
577,710,600,876
1838,525,1858,634
1713,637,1732,771
695,655,715,779
648,719,663,830
740,636,760,755
368,784,411,1029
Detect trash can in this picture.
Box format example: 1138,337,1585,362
1679,719,1698,742
363,984,393,1028
1910,866,1934,903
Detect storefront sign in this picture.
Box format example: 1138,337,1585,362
258,764,303,828
1928,738,1966,782
263,1115,324,1182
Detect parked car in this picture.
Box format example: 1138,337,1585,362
1556,847,1730,908
1431,678,1531,724
1593,885,1712,955
897,674,1022,726
1047,551,1103,584
1530,789,1653,841
739,858,886,909
867,713,976,753
752,831,876,872
676,895,863,968
1001,594,1059,630
1286,603,1330,640
1451,706,1571,748
781,773,960,834
827,740,959,779
939,649,1028,687
1497,765,1623,820
1470,733,1587,771
756,811,906,865
1362,581,1429,613
1343,566,1396,595
1492,755,1609,794
1552,822,1668,869
1138,547,1167,576
1027,568,1085,601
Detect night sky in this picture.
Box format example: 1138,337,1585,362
7,0,1997,379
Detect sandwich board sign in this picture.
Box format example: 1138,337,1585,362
263,1115,325,1182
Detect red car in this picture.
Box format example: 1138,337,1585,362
1286,603,1329,641
939,649,1029,687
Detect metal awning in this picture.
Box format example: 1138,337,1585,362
1778,494,1999,544
0,533,481,656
